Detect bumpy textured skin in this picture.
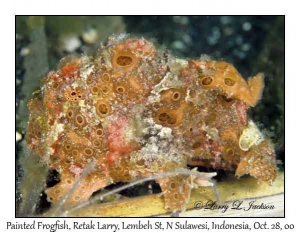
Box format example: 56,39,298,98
26,35,277,212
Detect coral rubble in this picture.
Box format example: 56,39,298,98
26,35,277,213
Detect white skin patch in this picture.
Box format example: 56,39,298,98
239,120,264,151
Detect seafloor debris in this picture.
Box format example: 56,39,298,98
26,34,277,213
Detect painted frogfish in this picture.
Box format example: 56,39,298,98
26,34,277,213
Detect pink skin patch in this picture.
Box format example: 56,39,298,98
69,165,83,179
204,138,223,169
212,154,222,169
104,116,136,171
235,101,249,125
181,72,194,86
126,39,146,51
120,39,155,56
107,116,129,152
28,137,39,150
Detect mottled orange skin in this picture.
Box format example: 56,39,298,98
26,35,277,213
